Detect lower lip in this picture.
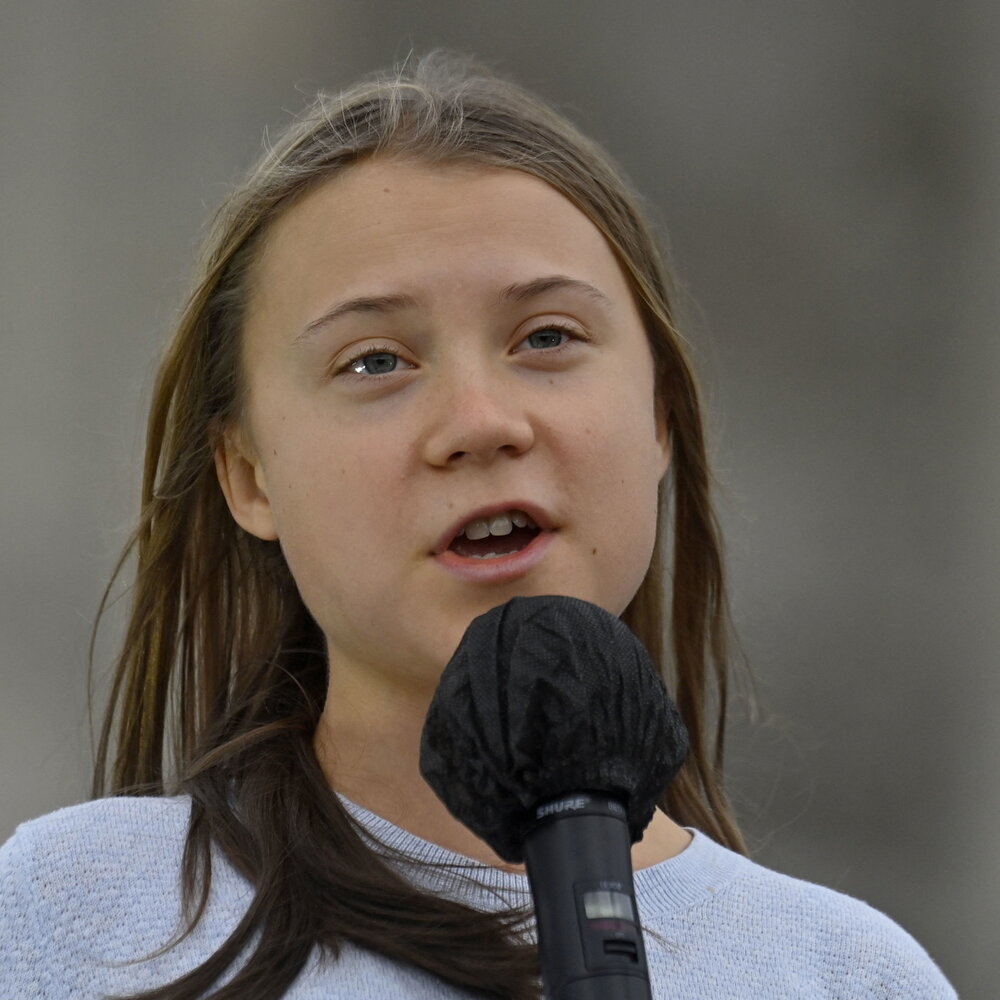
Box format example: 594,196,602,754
434,530,555,583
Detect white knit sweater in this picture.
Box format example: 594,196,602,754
0,796,956,998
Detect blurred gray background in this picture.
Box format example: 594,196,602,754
1,1,996,995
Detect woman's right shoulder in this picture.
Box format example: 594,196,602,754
1,798,259,996
0,795,193,881
1,796,200,993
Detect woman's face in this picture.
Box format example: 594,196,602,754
218,158,669,693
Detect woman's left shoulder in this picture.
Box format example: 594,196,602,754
753,858,957,996
638,832,958,998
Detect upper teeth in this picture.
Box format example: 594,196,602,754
461,509,536,540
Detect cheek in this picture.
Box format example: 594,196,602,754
265,455,401,637
268,445,398,548
607,472,662,615
581,379,664,494
567,405,663,613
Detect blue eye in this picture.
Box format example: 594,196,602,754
523,327,571,350
348,351,400,375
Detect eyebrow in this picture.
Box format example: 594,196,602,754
294,274,612,346
295,293,419,345
497,275,613,308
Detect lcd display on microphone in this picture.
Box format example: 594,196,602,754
582,889,636,922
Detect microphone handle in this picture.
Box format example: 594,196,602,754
523,793,653,1000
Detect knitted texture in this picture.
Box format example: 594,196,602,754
0,797,957,999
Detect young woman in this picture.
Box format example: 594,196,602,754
0,53,955,999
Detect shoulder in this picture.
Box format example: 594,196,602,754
638,832,957,998
1,795,192,895
0,796,251,997
3,794,192,854
1,795,196,929
3,794,186,871
740,854,952,990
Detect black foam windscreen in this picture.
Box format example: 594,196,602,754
419,595,689,863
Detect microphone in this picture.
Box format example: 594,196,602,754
419,596,689,999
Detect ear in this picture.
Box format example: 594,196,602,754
214,427,279,541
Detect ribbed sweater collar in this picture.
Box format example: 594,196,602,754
338,795,746,918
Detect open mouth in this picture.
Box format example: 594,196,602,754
448,509,541,560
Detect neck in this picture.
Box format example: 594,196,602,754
312,670,691,873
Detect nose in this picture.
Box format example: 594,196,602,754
421,364,535,468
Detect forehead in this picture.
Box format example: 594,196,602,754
246,158,636,325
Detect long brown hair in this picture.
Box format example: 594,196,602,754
92,51,744,1000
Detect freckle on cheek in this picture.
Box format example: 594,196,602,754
592,547,597,556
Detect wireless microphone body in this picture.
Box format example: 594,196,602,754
420,596,689,1000
524,792,651,999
